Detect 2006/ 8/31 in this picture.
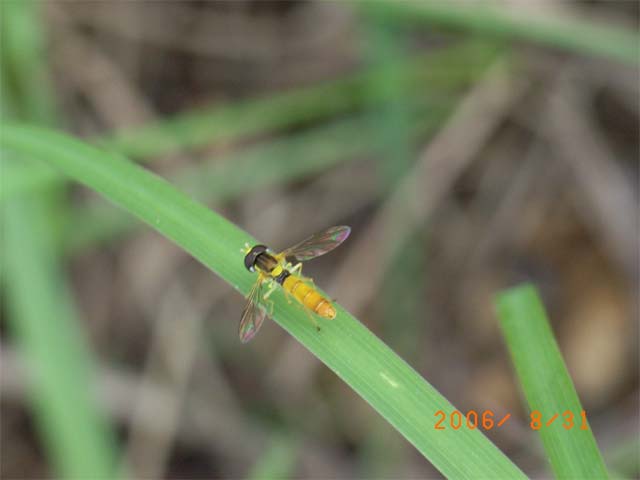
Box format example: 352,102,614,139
434,409,589,431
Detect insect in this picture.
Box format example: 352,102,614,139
239,225,351,343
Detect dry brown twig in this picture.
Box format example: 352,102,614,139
331,61,529,313
47,3,154,132
545,76,637,280
123,283,203,479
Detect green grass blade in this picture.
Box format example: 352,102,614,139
1,39,503,202
98,41,499,159
364,1,639,64
0,1,57,124
2,2,119,478
4,195,119,479
4,108,446,256
362,17,414,192
66,105,448,252
496,284,609,478
67,113,397,251
2,124,526,478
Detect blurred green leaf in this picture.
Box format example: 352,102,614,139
65,105,448,252
4,196,119,479
496,284,609,478
0,0,56,124
1,39,504,202
2,2,120,479
362,16,414,191
364,1,639,64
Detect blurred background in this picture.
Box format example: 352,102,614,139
1,1,638,479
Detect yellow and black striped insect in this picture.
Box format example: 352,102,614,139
240,225,350,343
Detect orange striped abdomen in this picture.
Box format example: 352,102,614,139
282,275,336,319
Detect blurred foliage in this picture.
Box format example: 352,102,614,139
1,1,637,479
1,1,120,478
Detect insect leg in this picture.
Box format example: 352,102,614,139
281,279,320,331
287,262,315,285
289,262,302,275
293,292,320,331
304,307,321,332
262,281,277,301
280,284,294,305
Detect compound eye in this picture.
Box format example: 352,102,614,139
244,245,267,272
244,260,254,272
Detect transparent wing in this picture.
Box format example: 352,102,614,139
239,278,268,343
280,225,351,262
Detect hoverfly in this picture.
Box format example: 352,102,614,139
240,225,351,343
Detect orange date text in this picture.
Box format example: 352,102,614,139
434,410,589,431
